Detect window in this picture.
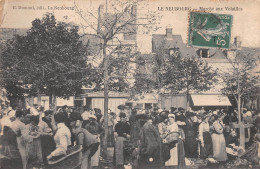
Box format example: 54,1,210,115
169,47,179,57
145,103,152,109
197,49,209,58
153,103,158,108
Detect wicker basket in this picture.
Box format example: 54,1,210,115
164,132,179,143
47,145,82,169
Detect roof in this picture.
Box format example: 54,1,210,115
0,28,27,41
152,34,198,58
201,48,229,63
237,47,260,60
152,33,260,63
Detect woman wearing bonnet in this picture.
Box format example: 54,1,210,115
209,114,227,162
164,113,179,169
23,105,45,168
198,112,213,160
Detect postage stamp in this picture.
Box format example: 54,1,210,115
188,11,233,49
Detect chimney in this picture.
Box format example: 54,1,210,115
131,5,137,17
234,36,241,49
98,5,104,15
166,25,173,39
97,5,105,34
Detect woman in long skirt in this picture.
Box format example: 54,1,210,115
198,114,213,160
107,112,116,147
164,114,179,169
209,114,227,162
24,115,44,168
184,112,198,158
177,128,186,169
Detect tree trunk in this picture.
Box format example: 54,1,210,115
51,91,57,130
238,94,245,149
236,61,245,149
186,85,189,110
186,93,189,110
103,43,109,161
37,88,41,106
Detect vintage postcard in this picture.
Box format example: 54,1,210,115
0,0,260,168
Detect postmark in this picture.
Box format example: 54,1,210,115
188,11,233,49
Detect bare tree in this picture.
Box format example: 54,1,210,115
74,0,161,159
220,51,259,148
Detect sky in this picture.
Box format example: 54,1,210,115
1,0,260,53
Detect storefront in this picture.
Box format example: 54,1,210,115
190,94,232,110
81,92,129,115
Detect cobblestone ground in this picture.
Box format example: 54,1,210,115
98,147,260,169
2,147,260,169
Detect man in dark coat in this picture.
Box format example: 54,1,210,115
138,116,163,169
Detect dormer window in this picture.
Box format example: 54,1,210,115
169,48,174,56
169,47,179,57
198,49,209,58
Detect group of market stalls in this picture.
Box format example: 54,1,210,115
25,92,251,145
81,92,252,146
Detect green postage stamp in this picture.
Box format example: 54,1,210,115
188,12,233,49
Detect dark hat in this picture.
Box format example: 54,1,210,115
178,107,184,111
186,111,195,117
94,108,101,112
160,111,169,119
70,112,82,122
117,104,125,110
44,110,53,116
154,115,163,124
119,112,126,118
110,111,116,115
170,107,177,112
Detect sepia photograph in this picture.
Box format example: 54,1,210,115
0,0,259,168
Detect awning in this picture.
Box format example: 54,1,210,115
191,94,232,106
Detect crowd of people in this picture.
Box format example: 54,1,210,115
0,103,260,169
